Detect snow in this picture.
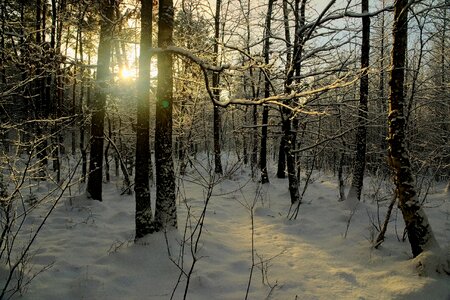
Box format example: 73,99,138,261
4,158,450,299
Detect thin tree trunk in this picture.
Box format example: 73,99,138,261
0,1,6,85
282,0,306,204
277,0,292,179
35,0,48,178
374,194,397,248
347,0,370,201
104,116,112,182
378,0,387,169
242,0,259,178
441,7,450,191
79,7,87,183
213,0,223,175
243,107,249,165
71,23,79,156
251,105,258,178
260,0,275,184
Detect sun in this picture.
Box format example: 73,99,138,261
120,67,133,79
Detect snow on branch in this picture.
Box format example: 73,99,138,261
150,46,361,114
150,46,234,72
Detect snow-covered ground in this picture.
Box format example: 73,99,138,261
6,157,450,299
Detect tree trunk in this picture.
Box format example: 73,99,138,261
104,117,112,182
0,0,5,85
282,0,306,204
378,0,387,170
441,7,450,191
135,0,154,239
86,0,115,201
154,0,177,230
79,7,87,183
251,105,258,178
347,0,369,201
213,0,223,175
260,0,275,184
72,20,79,156
277,0,292,179
388,0,438,257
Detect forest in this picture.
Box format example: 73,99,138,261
0,0,449,298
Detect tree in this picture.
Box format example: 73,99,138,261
282,0,307,206
213,0,224,175
387,0,438,257
276,0,292,179
347,0,370,201
86,0,115,201
260,0,275,184
135,0,154,239
154,0,177,230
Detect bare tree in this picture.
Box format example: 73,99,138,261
387,0,438,257
347,0,370,201
154,0,177,230
135,0,154,239
260,0,275,184
213,0,224,175
87,0,115,201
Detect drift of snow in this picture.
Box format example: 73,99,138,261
5,158,450,299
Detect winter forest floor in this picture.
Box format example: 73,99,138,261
5,154,450,299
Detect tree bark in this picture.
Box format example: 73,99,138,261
388,0,438,257
260,0,275,184
213,0,223,175
0,0,5,85
154,0,177,230
281,0,306,204
378,0,387,167
347,0,369,201
276,0,292,179
135,0,154,239
86,0,115,201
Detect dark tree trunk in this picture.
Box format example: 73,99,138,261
35,0,42,45
34,0,48,178
260,0,275,184
378,0,387,167
243,107,249,165
388,0,438,257
86,0,115,201
440,8,450,191
276,133,286,178
277,0,292,179
135,0,154,239
50,0,61,182
251,105,258,178
0,1,6,85
347,0,369,201
154,0,177,230
79,7,87,183
104,117,112,182
243,0,258,178
213,0,223,175
260,105,269,183
281,0,306,204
